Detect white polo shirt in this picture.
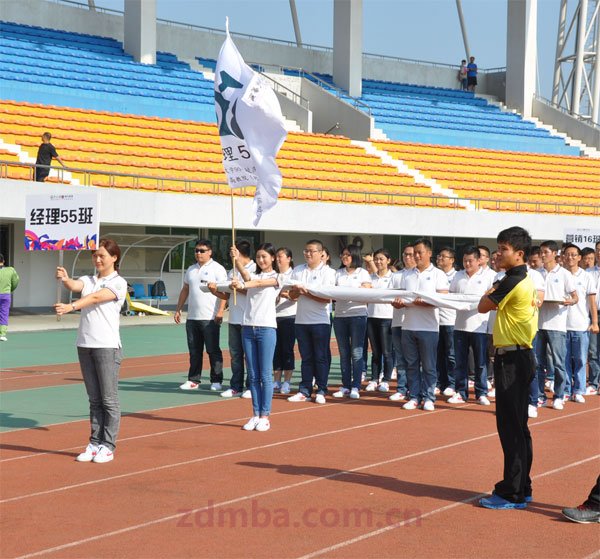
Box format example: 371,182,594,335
243,271,280,328
334,267,371,317
368,270,394,319
539,265,577,332
184,260,228,320
390,269,407,328
438,268,456,327
76,272,127,348
451,267,494,333
276,268,297,318
567,268,596,332
291,262,335,325
401,264,449,332
227,260,257,326
587,266,600,310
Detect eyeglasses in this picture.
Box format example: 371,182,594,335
403,253,415,258
303,249,321,255
195,248,209,254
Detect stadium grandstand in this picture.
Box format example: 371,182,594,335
1,0,599,309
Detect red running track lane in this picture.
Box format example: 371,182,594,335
1,392,599,559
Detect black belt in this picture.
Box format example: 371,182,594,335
496,345,530,355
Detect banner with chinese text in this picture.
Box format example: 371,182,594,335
563,228,600,250
25,193,99,250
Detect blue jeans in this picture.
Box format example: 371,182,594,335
535,329,567,400
391,327,408,394
77,347,123,451
565,330,589,396
589,332,600,390
437,325,456,390
242,326,276,416
273,316,296,371
402,329,439,404
229,323,248,392
185,319,223,384
334,315,367,390
453,330,488,400
367,317,394,382
295,323,331,397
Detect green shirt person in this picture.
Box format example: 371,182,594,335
0,253,20,341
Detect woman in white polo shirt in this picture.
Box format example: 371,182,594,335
230,243,280,432
54,238,127,464
333,244,372,399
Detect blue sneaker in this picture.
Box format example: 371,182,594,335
525,495,533,503
479,493,527,510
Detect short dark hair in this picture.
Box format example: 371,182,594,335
581,247,595,259
42,132,52,141
235,240,252,258
477,245,490,257
413,238,432,250
339,244,363,270
462,245,481,259
497,226,532,259
562,243,581,256
438,246,455,259
529,245,541,257
305,239,323,251
540,240,559,253
195,238,212,250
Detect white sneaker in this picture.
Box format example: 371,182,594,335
210,383,222,391
488,388,496,398
180,380,199,390
422,400,435,411
241,389,252,399
545,380,554,392
447,393,465,404
403,399,419,410
333,388,350,398
273,382,281,393
255,417,270,432
0,336,7,342
76,443,99,462
288,392,310,402
434,387,441,395
552,398,564,410
585,386,598,396
92,444,114,463
528,405,538,418
391,368,397,380
468,380,475,388
243,416,260,431
378,382,389,393
477,396,491,406
389,392,404,401
220,388,239,398
280,381,291,394
349,388,360,399
315,394,326,404
573,394,585,404
442,387,455,397
487,380,493,390
365,381,378,392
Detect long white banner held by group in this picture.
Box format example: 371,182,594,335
287,284,481,311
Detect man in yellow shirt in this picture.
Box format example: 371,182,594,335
477,226,538,510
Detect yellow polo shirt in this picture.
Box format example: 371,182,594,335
489,265,538,348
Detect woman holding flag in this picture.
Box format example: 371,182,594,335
229,243,281,432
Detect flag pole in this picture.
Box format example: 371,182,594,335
56,250,63,322
231,188,237,305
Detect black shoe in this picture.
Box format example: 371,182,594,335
562,505,600,524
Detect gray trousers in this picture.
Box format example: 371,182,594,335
77,347,122,451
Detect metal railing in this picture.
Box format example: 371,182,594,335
3,160,597,216
534,94,600,131
255,71,310,111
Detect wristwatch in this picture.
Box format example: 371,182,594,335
71,303,77,311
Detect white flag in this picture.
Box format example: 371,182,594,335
214,19,287,226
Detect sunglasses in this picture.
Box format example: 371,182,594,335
195,248,210,254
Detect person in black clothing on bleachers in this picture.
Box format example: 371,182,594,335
35,132,65,182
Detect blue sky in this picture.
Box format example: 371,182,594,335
94,0,563,98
